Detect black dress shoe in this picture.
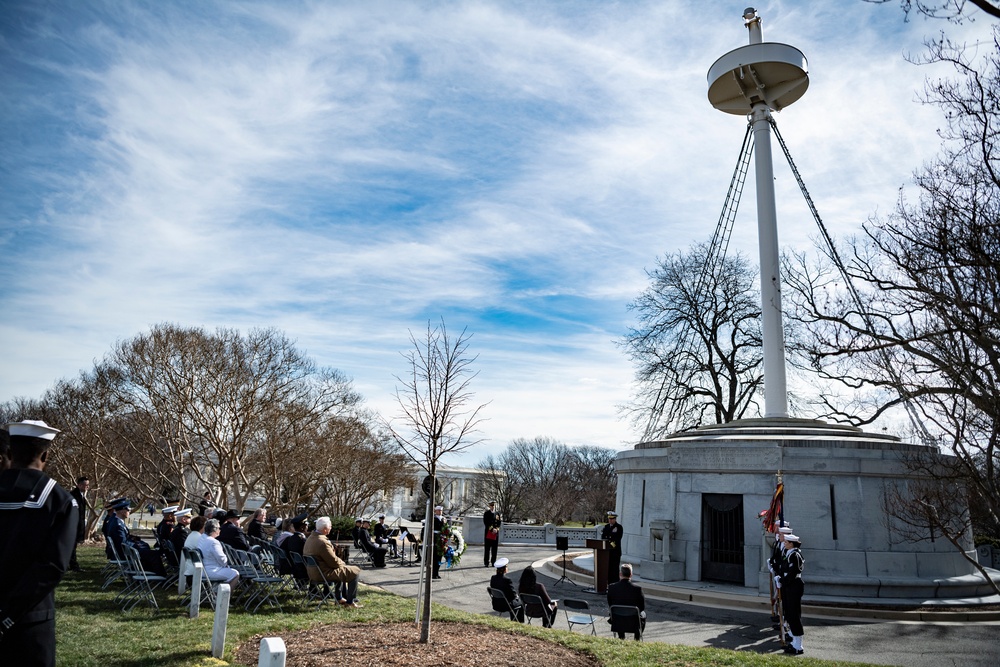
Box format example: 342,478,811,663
783,646,803,655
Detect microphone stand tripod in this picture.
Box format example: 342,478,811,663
555,546,576,586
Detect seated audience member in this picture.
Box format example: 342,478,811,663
489,557,524,622
218,509,251,551
278,514,309,581
156,506,178,545
170,509,193,558
518,565,557,627
358,519,387,567
181,514,207,583
607,563,646,640
351,518,362,547
105,499,167,576
372,513,398,557
247,508,267,540
197,519,240,586
304,516,362,607
163,508,191,566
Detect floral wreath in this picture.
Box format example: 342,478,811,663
436,522,467,567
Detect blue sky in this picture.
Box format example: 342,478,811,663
0,1,990,465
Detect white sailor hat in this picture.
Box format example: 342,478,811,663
785,534,801,542
434,505,443,511
494,557,509,569
378,513,385,519
175,508,193,517
778,526,793,534
161,506,179,514
5,420,60,441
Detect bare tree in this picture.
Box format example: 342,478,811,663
783,32,1000,560
571,445,618,526
476,455,520,522
862,0,1000,21
476,439,617,526
881,453,1000,594
92,324,363,512
390,319,487,643
622,243,764,439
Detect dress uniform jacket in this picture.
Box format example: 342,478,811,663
69,486,88,542
0,467,77,667
489,572,523,621
601,520,624,583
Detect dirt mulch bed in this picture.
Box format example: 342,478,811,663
233,621,600,667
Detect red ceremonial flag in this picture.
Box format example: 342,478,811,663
764,482,783,533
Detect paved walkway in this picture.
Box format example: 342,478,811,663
359,545,1000,667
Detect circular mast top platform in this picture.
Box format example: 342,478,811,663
707,8,809,115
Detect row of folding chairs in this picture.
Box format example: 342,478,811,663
485,588,641,639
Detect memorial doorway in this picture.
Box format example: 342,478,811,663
701,493,744,584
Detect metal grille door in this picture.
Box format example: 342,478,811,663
701,493,745,584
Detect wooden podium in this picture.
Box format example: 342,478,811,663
586,538,609,593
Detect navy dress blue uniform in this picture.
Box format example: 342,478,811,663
0,421,77,667
601,513,624,584
483,505,500,567
359,523,387,567
69,481,88,570
489,559,524,622
431,512,445,579
778,540,805,654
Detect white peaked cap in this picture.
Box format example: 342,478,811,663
6,420,60,440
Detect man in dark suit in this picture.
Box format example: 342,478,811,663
607,563,645,640
482,501,501,567
488,557,523,622
218,509,251,551
0,420,78,667
68,476,89,572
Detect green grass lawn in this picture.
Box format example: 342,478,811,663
56,546,875,667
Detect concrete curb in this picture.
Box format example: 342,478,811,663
535,552,1000,622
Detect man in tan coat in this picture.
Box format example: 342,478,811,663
304,516,362,607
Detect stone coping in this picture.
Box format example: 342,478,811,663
633,418,932,452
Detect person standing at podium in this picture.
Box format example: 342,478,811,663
601,511,623,584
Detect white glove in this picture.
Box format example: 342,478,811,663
768,564,774,575
774,576,782,589
639,611,646,619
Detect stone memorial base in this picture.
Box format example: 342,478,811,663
614,418,998,599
